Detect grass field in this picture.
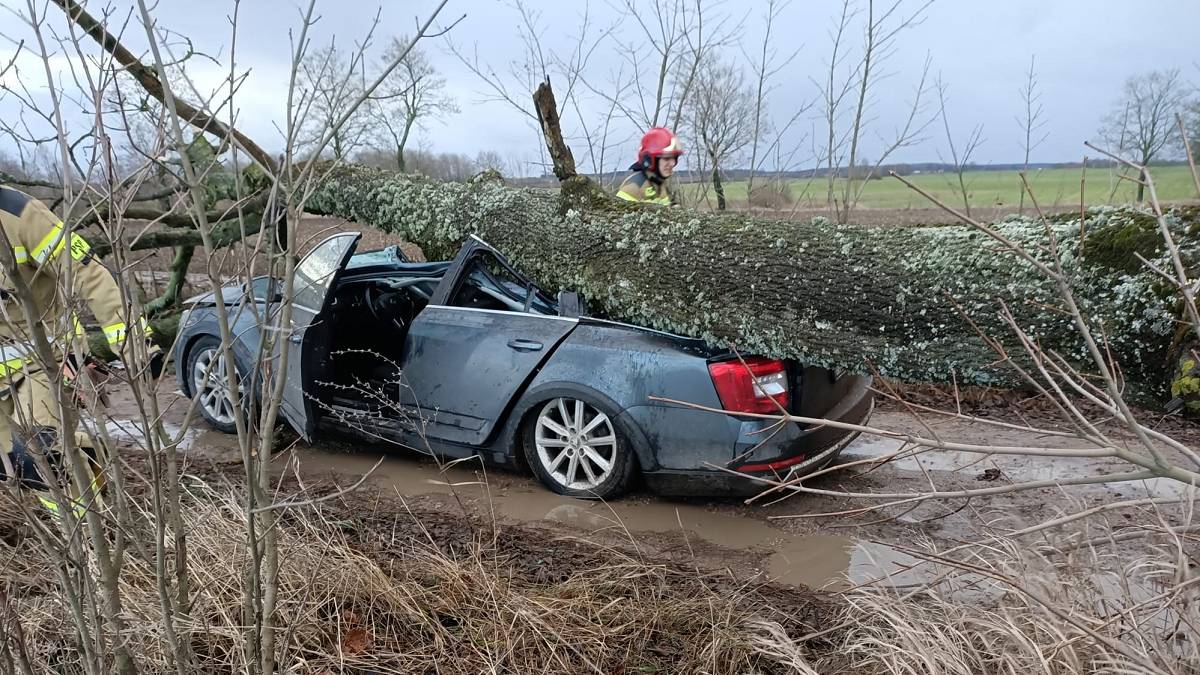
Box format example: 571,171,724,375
694,164,1197,211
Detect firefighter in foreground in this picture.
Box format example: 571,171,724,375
0,185,162,516
616,126,684,206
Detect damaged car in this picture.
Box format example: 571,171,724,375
175,233,873,498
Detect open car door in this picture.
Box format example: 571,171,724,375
399,236,576,446
279,232,361,439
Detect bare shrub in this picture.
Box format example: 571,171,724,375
748,179,795,210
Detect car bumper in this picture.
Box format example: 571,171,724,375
644,373,873,497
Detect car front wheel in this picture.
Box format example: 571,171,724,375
187,336,245,434
524,396,636,499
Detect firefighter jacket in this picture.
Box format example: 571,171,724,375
0,186,149,384
616,171,679,206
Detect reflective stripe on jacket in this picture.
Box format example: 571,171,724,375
38,470,105,517
0,186,145,382
616,171,676,206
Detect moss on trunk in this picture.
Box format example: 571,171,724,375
305,163,1200,397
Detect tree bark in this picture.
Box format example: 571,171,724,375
533,79,576,181
305,163,1198,398
711,162,727,211
86,211,265,257
396,118,414,173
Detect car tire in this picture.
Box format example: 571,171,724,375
185,336,246,434
523,395,637,499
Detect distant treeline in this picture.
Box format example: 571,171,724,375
544,159,1189,187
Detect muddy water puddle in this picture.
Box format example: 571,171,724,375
290,445,920,590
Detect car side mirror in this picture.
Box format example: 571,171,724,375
557,290,582,318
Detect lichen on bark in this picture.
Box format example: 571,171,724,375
305,164,1200,397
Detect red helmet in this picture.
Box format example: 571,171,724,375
637,127,684,168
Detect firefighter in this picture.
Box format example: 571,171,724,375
0,185,162,516
616,126,684,206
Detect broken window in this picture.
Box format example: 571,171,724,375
449,250,556,315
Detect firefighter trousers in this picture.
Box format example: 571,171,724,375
0,369,104,510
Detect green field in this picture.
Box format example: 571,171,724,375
698,165,1196,211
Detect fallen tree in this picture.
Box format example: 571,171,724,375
47,0,1195,399
305,162,1199,398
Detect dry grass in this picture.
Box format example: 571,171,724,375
1,483,1196,674
0,485,826,674
826,501,1200,675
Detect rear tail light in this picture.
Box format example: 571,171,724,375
708,357,790,414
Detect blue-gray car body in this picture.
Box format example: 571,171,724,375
175,233,873,497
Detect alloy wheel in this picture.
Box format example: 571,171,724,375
192,347,236,426
534,397,618,491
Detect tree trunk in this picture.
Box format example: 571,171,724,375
332,133,344,162
305,163,1197,398
396,118,414,173
533,79,577,181
712,163,726,211
1138,169,1147,203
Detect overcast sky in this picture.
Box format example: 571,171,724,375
2,0,1199,176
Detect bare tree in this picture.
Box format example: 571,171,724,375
613,0,704,130
297,44,376,161
935,75,984,217
1016,55,1048,214
817,0,935,224
1189,99,1200,159
743,0,804,200
449,0,656,181
446,0,554,176
682,55,754,210
473,149,510,175
369,37,457,172
1098,68,1192,202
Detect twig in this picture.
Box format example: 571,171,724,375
885,543,1168,668
250,456,385,513
1176,113,1200,199
650,395,1126,460
1006,496,1187,538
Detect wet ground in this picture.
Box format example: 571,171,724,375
110,382,1196,596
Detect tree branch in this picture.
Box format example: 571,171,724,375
533,79,576,181
50,0,278,174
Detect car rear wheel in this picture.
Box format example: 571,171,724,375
187,336,244,434
524,396,636,499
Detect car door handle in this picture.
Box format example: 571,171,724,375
507,339,543,352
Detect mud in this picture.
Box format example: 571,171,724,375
281,402,1198,592
287,444,856,588
103,383,1199,597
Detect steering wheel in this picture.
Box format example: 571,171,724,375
363,282,406,331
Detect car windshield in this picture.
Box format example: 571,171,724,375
450,250,557,315
346,245,408,270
